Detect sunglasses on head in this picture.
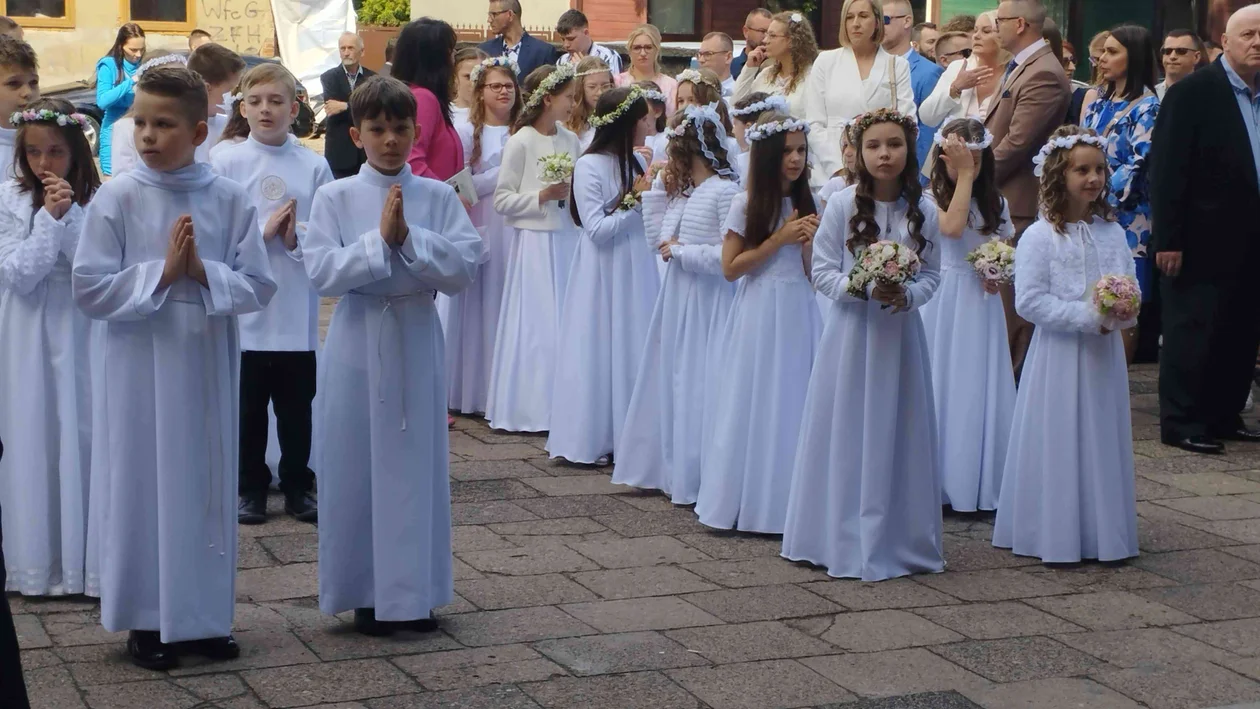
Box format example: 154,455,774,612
1162,47,1196,56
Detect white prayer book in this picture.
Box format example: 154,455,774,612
446,167,478,206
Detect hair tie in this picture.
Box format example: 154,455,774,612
1032,133,1108,177
746,117,810,142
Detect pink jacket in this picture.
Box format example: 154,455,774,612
407,85,465,181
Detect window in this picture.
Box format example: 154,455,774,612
649,0,699,39
0,0,74,29
123,0,197,32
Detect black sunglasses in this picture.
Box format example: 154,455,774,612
1161,47,1197,56
941,47,973,60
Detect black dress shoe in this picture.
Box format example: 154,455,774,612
179,635,241,660
1162,435,1225,455
1214,426,1260,443
127,630,178,671
238,494,267,525
354,608,393,637
284,491,318,523
403,613,439,633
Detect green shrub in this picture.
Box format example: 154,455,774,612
358,0,409,27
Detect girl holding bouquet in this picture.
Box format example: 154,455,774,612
781,108,945,582
918,117,1017,513
993,126,1138,564
616,104,741,503
486,65,580,433
695,112,822,534
546,87,661,466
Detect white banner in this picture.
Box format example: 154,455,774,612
269,0,357,103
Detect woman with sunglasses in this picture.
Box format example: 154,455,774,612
615,25,677,115
919,12,1007,129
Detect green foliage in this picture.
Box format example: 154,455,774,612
358,0,409,28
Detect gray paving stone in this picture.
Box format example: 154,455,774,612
442,607,598,647
61,644,167,686
682,584,843,622
1201,519,1260,544
560,597,722,633
1135,477,1194,501
515,494,639,519
168,629,320,676
366,685,543,708
23,665,86,709
570,566,721,600
451,478,542,503
242,658,418,707
1138,518,1238,552
40,611,126,647
449,459,549,481
594,509,714,537
452,525,518,553
1024,590,1199,630
567,535,711,568
458,544,599,576
19,649,60,671
800,648,987,697
1053,627,1236,668
521,475,632,496
1173,617,1260,656
665,621,835,663
292,623,461,661
519,671,704,709
83,680,201,709
617,491,686,511
451,500,540,525
457,573,599,610
1224,545,1260,564
675,532,787,560
820,610,963,651
940,535,1041,572
961,678,1143,709
929,636,1106,683
239,536,280,568
237,562,319,602
172,673,250,700
913,601,1086,640
802,578,960,611
840,691,987,708
487,518,610,537
1094,661,1260,709
406,657,569,691
13,614,50,649
1154,496,1260,521
1133,549,1260,584
257,533,319,564
1020,564,1178,593
1142,472,1260,496
683,558,830,588
913,569,1073,602
533,631,709,676
392,644,540,673
1136,582,1260,621
667,659,854,709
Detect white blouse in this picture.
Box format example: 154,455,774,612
733,60,813,121
919,56,998,129
805,47,916,179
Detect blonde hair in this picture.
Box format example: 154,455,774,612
975,11,1014,66
566,55,612,134
1037,125,1116,234
1088,30,1111,85
626,24,663,77
765,12,820,94
839,0,885,48
240,62,297,101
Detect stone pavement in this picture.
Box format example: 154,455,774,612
15,373,1260,707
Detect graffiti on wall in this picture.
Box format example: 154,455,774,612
199,0,277,56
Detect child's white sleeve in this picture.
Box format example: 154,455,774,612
197,202,277,317
904,202,942,311
641,186,671,250
574,158,642,246
1014,225,1105,333
300,188,392,297
397,186,485,295
673,185,737,276
493,138,547,220
73,191,171,320
813,198,864,303
0,205,67,296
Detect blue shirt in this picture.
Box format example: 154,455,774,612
1221,57,1260,188
905,49,944,170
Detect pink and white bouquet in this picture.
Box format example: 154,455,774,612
846,240,922,300
964,239,1015,288
1092,274,1141,323
648,161,668,181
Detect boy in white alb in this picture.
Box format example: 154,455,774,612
0,35,38,178
212,63,331,525
302,76,482,637
72,65,276,670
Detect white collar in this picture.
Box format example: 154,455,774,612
345,65,362,77
1013,38,1047,68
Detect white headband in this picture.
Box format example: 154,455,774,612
933,128,995,152
470,55,520,84
640,88,667,103
675,69,717,88
746,117,810,142
135,54,187,77
731,94,789,118
1032,133,1108,177
666,102,738,180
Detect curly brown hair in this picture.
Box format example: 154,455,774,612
847,108,927,256
764,12,819,95
1037,125,1116,234
565,56,612,135
928,117,1006,236
663,109,734,198
469,63,523,169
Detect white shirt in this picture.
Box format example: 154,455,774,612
0,127,14,180
1013,38,1048,69
1156,80,1168,100
721,75,736,97
558,42,623,76
345,66,363,91
212,135,334,351
493,124,582,233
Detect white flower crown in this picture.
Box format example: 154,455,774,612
1031,133,1108,178
666,102,738,179
524,64,576,111
731,94,789,118
933,128,995,151
471,55,520,85
589,85,645,128
11,109,91,131
135,54,187,77
675,69,717,88
640,88,667,103
745,117,810,142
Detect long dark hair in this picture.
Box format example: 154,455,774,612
570,86,648,226
109,23,145,83
1104,24,1157,102
15,99,101,210
391,18,457,128
848,110,927,256
469,64,522,169
928,118,1006,236
743,112,816,248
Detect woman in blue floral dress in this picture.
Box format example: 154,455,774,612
1083,24,1160,363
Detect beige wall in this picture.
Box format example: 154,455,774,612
410,0,570,36
23,0,276,88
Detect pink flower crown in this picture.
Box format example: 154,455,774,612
11,109,92,131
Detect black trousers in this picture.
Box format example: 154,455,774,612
239,351,317,497
0,440,32,708
1159,276,1260,439
331,164,362,180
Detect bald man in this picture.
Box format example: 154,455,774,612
320,32,374,178
1152,3,1260,455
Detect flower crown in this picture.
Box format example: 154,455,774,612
640,88,667,103
589,85,646,128
10,109,91,131
731,94,789,118
1031,133,1108,178
136,53,188,77
675,69,717,88
745,116,809,142
666,102,738,179
525,64,576,111
933,128,995,151
471,55,520,84
852,108,918,140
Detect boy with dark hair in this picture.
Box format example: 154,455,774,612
0,34,38,177
188,43,246,160
0,16,21,40
556,9,621,74
303,75,482,637
72,64,276,670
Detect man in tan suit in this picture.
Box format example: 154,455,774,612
985,0,1071,379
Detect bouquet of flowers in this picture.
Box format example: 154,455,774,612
618,191,641,211
846,240,921,300
538,153,575,208
1092,274,1141,323
648,161,668,182
965,239,1015,289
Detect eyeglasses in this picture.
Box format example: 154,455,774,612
743,25,768,35
883,14,910,25
765,31,788,41
487,9,510,20
697,50,730,59
1162,47,1197,56
631,44,656,54
994,16,1022,25
940,47,973,60
484,82,515,93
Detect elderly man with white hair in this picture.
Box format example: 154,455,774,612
320,31,374,178
1152,2,1260,455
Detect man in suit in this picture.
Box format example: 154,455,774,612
480,0,559,80
320,32,374,180
1151,4,1260,455
732,8,772,80
986,0,1071,380
1,438,32,709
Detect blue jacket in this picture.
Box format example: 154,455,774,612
732,51,748,80
905,49,944,170
479,32,560,82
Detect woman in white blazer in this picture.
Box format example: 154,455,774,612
919,13,1009,129
804,0,916,180
732,10,819,120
